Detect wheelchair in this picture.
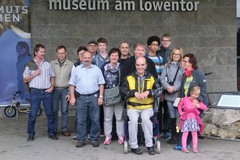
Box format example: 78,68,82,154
123,86,162,154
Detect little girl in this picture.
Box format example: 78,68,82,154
177,86,207,153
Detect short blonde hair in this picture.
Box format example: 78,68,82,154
190,86,201,95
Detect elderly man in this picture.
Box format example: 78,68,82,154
69,51,105,148
121,57,158,155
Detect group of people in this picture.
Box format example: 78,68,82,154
22,34,208,155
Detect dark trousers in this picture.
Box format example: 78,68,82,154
158,100,170,133
28,88,54,136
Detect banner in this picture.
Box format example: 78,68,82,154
0,0,31,106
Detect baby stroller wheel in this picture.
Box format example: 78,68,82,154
4,106,17,118
123,140,128,154
156,140,161,154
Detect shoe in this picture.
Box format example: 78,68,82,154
72,135,77,140
103,137,111,145
76,141,86,148
167,137,177,144
193,148,198,153
164,131,171,139
62,130,71,136
181,148,190,153
147,146,156,155
131,148,143,155
174,144,182,150
174,144,190,150
28,135,34,141
91,141,100,147
117,137,124,145
48,135,59,140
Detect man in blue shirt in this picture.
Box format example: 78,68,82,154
69,51,105,148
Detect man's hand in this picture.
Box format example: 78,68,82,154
134,92,141,100
70,97,76,106
45,86,54,93
98,97,103,105
33,69,41,77
141,91,149,99
166,86,174,93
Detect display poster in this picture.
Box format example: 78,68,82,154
0,0,31,106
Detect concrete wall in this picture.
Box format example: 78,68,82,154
30,0,237,92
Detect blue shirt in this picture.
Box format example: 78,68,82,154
92,54,109,69
69,64,105,94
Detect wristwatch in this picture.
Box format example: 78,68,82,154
99,95,103,98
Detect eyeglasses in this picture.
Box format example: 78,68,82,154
173,53,181,56
162,39,171,42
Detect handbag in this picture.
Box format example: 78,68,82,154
103,85,121,105
173,97,181,107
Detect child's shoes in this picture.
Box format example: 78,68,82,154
193,148,198,153
181,148,190,153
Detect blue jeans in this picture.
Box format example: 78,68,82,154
52,88,69,133
27,88,54,136
76,94,100,142
166,100,178,118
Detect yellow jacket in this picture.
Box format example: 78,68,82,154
121,71,157,110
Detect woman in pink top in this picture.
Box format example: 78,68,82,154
178,86,207,153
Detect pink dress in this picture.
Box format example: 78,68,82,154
177,97,207,134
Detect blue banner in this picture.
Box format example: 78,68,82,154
0,0,31,106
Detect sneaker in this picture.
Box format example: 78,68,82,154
131,148,143,155
193,148,198,153
181,148,190,153
91,141,100,147
147,146,156,155
167,137,177,144
118,137,124,145
76,141,86,148
174,144,190,150
27,135,34,141
72,135,77,140
174,144,182,150
48,135,59,140
164,132,171,139
61,130,71,137
103,137,111,145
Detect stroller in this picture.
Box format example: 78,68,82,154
123,85,162,154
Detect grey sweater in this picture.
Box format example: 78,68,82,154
160,62,184,101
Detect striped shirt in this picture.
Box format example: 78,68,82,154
23,59,55,89
146,54,163,80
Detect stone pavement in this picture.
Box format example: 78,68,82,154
0,109,239,160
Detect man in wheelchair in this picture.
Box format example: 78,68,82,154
121,57,160,155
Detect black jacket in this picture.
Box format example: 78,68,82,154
120,56,157,84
